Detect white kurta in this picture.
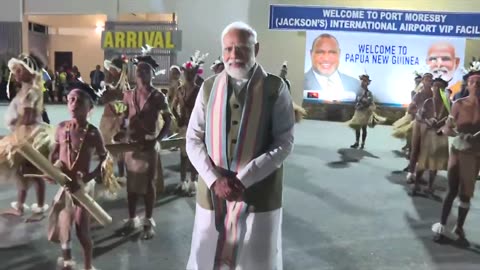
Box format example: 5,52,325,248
185,67,295,270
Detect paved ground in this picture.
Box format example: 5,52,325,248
0,104,479,270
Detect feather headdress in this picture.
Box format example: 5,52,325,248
359,68,371,81
210,57,223,70
131,44,166,77
462,58,480,79
359,74,371,81
104,54,128,73
462,58,480,74
102,54,131,93
170,65,181,72
182,50,209,75
6,52,45,99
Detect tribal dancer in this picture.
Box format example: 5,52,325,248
405,73,434,182
168,65,182,105
432,63,480,244
99,55,130,180
186,21,294,270
279,61,307,123
452,59,480,101
409,77,450,196
171,51,208,195
392,72,423,157
210,57,225,74
0,53,53,222
116,50,171,239
166,65,181,138
48,82,107,270
347,74,385,149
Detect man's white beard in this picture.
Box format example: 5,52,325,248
431,67,454,81
225,58,255,80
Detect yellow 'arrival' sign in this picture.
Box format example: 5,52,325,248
101,31,180,50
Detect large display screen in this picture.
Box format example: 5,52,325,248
303,31,465,106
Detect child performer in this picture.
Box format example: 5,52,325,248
47,82,107,270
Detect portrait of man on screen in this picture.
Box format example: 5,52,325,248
304,33,360,102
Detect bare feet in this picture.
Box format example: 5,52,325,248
432,223,446,243
118,217,141,236
0,208,23,217
25,213,46,223
142,226,155,240
141,218,156,240
57,257,76,270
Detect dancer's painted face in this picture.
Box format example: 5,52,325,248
431,81,446,97
170,68,181,81
422,74,434,90
467,75,480,96
12,64,34,83
361,78,370,88
67,89,92,119
136,62,152,85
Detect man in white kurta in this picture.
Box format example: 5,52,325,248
186,22,295,270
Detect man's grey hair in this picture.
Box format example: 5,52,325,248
221,21,258,46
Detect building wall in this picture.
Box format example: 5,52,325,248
48,31,104,80
0,0,22,63
28,31,49,66
24,0,117,16
0,23,22,63
0,0,22,22
23,0,480,102
466,39,480,64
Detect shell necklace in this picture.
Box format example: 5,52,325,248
65,121,90,170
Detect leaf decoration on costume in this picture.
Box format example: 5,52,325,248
183,50,209,70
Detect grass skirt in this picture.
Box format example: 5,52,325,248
293,102,307,123
346,108,387,129
94,153,122,200
0,123,55,186
346,109,372,129
416,123,449,171
392,113,414,139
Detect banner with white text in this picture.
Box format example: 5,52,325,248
303,31,465,106
269,5,480,37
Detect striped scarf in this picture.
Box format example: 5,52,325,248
205,65,266,172
205,65,266,269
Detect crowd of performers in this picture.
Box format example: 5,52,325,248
0,21,306,270
390,61,480,245
342,59,480,247
4,20,480,270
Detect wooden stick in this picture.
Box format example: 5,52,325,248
23,174,47,178
14,143,112,226
105,137,186,155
